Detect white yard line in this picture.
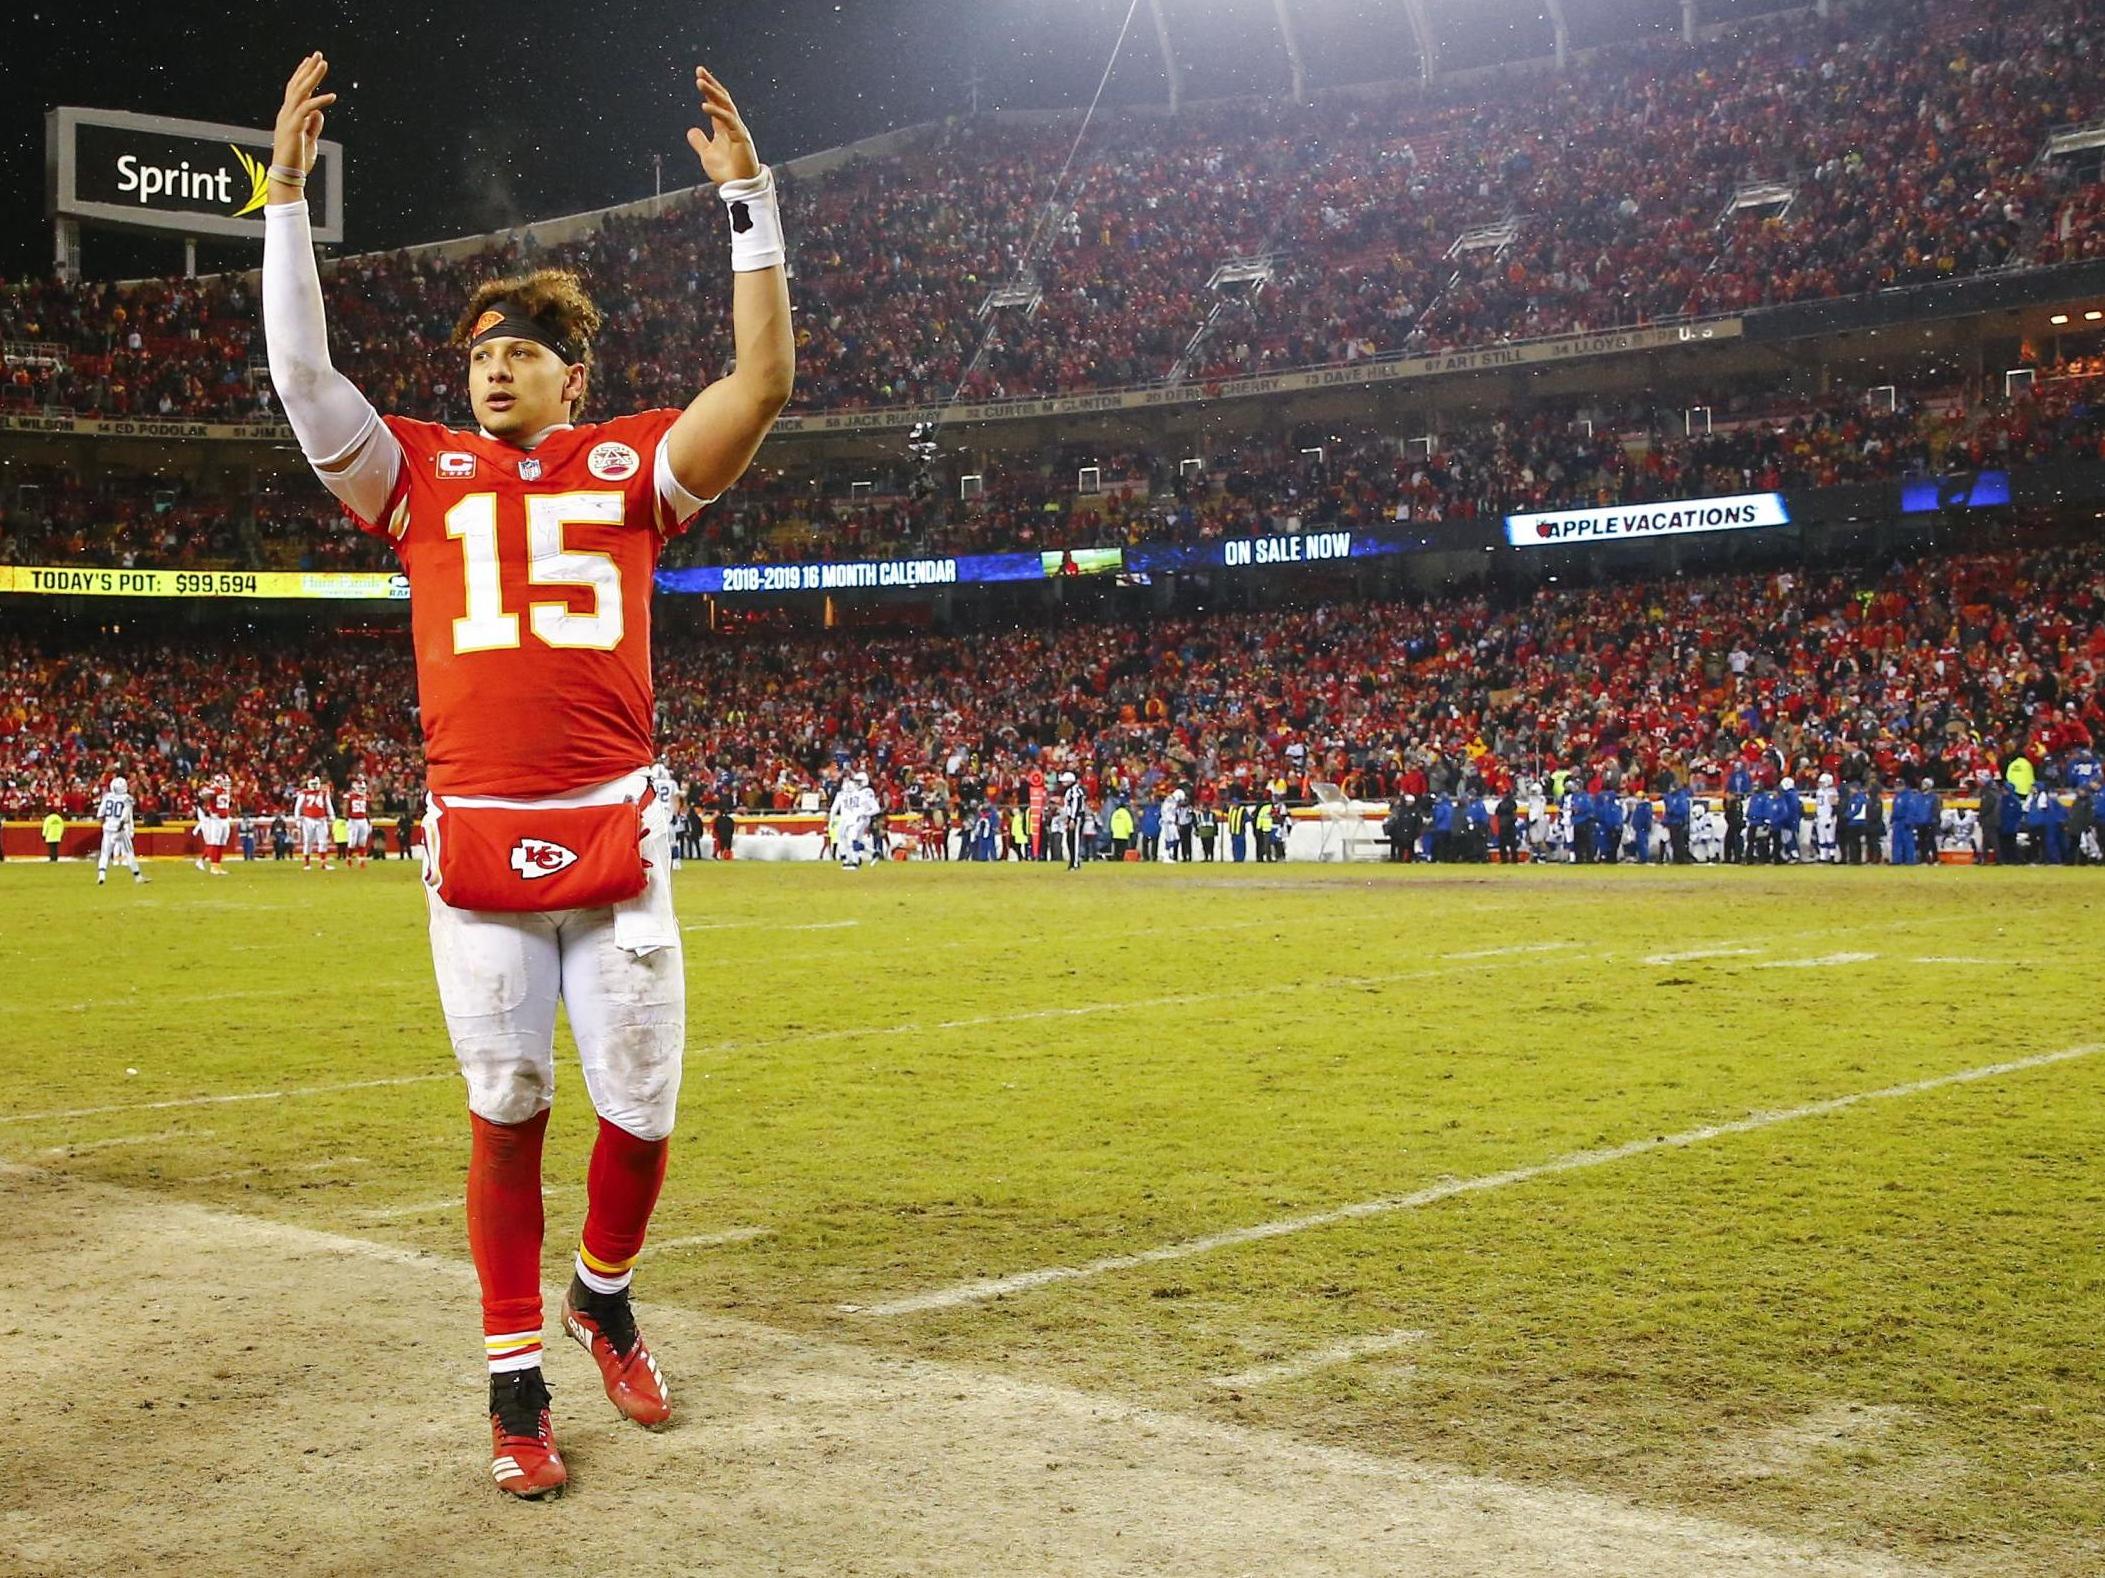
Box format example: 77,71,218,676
847,1042,2103,1318
1440,941,1576,960
1208,1328,1429,1390
52,982,418,1012
1642,945,1762,966
0,1072,453,1127
1754,952,1878,969
652,1225,775,1251
1910,956,2004,966
41,1127,210,1157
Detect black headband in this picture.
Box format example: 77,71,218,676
467,301,580,365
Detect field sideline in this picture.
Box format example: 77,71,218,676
2,858,2098,1576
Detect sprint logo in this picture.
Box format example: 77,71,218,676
230,146,271,216
113,145,272,217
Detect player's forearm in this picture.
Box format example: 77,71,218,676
726,264,794,411
262,199,400,516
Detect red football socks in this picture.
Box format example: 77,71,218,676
467,1108,550,1374
575,1117,669,1295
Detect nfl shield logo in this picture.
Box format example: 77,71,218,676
519,458,543,481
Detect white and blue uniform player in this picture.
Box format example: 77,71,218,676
650,760,684,869
96,774,148,886
1813,772,1840,863
831,771,876,869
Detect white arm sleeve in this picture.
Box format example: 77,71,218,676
654,436,715,525
262,199,402,523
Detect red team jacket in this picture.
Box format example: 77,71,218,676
352,412,696,797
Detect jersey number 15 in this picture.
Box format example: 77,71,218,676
445,490,626,654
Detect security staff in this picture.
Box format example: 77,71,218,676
1109,797,1137,860
1226,797,1249,863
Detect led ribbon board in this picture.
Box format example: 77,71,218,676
1,567,407,600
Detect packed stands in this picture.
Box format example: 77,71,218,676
5,544,2098,827
4,0,2102,424
5,371,2101,572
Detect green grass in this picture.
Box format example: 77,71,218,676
3,857,2099,1571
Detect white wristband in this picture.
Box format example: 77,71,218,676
717,165,785,273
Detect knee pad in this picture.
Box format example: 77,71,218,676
583,1016,683,1141
451,1031,556,1126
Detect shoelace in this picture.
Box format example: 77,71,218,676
576,1286,640,1358
491,1371,553,1441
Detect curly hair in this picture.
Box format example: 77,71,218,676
451,268,605,417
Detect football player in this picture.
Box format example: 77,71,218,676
345,775,374,868
294,774,335,870
262,53,791,1498
96,773,148,886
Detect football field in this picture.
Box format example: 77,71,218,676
2,857,2099,1576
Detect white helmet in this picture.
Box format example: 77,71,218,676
306,775,321,790
109,775,128,796
1059,771,1077,785
854,771,870,787
1780,777,1794,791
1818,772,1834,787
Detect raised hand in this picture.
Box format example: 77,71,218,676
685,65,760,185
274,52,336,174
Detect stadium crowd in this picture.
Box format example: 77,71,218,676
6,369,2101,572
5,545,2098,868
3,0,2100,424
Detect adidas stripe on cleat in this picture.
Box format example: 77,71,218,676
561,1278,671,1428
488,1367,566,1499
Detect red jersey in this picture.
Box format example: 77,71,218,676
354,410,698,796
297,789,331,820
347,791,369,820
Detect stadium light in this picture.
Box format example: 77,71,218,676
2051,313,2070,324
2089,310,2103,321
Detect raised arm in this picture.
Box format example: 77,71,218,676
260,53,402,523
661,66,795,507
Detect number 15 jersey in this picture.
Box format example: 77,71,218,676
352,410,705,796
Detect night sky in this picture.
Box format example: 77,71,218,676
3,0,1715,282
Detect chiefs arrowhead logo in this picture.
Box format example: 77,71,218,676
509,838,579,879
473,309,507,337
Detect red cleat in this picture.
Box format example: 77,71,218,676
562,1279,671,1428
489,1369,567,1499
